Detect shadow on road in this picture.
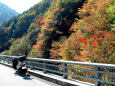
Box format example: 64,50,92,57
14,72,33,80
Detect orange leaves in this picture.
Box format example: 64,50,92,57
34,16,43,28
37,41,43,46
92,40,98,46
36,16,43,23
50,41,62,59
78,0,115,18
91,33,103,46
50,8,61,18
73,53,89,62
82,3,88,9
32,45,38,49
51,41,58,48
30,0,115,63
82,3,90,13
32,40,43,50
69,23,76,32
32,33,44,50
40,19,50,23
106,32,115,43
99,33,104,40
34,23,38,28
54,0,115,63
107,32,115,36
34,16,50,28
80,38,88,45
80,53,86,58
80,53,89,61
52,8,61,14
91,32,114,47
91,36,98,46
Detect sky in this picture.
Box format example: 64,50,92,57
0,0,41,13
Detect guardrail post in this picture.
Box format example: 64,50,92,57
95,67,101,86
43,61,47,73
3,57,5,63
63,63,68,79
29,62,33,70
6,58,8,64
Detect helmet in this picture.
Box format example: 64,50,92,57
18,54,22,56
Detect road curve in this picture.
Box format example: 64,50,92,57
0,64,60,86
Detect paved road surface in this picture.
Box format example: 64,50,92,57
0,64,60,86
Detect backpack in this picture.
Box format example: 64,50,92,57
12,58,18,64
12,58,18,69
18,56,26,62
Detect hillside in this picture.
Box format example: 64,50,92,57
0,0,52,52
0,0,115,64
0,2,18,24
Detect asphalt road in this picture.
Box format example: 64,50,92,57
0,64,60,86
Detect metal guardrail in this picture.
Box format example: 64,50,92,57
0,55,115,86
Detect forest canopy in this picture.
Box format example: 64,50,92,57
0,0,115,64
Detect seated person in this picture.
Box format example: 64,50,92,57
17,54,27,75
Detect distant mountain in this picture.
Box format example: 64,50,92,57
0,2,18,24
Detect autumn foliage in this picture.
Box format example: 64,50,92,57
49,0,115,64
2,0,114,64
